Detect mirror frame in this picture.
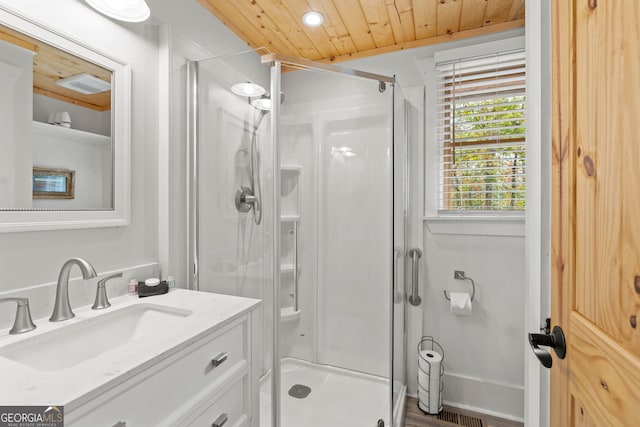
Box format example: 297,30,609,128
0,5,130,233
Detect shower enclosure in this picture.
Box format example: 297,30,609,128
188,50,408,427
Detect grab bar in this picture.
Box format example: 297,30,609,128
289,221,299,312
393,247,403,304
408,248,422,306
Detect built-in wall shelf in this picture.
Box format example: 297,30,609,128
280,306,301,322
281,264,295,274
280,164,301,318
281,165,302,174
281,165,301,218
32,120,110,145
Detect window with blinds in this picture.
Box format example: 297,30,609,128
435,50,526,212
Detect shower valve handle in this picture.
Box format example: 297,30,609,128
235,186,258,213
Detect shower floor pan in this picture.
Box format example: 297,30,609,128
260,357,403,427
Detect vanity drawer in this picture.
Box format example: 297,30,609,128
67,317,249,426
185,375,249,427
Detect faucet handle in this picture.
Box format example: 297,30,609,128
92,272,123,310
0,297,37,334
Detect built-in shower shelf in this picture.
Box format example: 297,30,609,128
280,264,298,274
281,165,301,174
281,214,300,222
280,306,301,321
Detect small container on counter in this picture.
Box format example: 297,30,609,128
128,279,138,295
166,275,176,291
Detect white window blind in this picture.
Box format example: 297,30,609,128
435,49,526,211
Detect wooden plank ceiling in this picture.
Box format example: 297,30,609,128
198,0,525,63
0,25,111,111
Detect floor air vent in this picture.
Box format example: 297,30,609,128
435,408,486,427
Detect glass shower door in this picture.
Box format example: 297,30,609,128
270,56,401,427
392,95,408,426
190,50,274,382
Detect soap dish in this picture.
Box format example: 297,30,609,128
138,280,168,298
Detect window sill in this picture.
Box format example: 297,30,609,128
424,215,525,237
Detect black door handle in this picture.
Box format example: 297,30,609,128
528,325,566,368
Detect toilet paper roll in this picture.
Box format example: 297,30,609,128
417,349,443,414
449,291,472,316
418,349,443,374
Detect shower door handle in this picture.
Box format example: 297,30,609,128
393,247,402,303
408,248,422,306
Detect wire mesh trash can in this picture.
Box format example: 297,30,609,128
417,336,444,414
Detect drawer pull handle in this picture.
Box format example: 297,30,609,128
212,413,228,427
211,352,228,367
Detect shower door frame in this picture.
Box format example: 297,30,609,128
262,53,402,427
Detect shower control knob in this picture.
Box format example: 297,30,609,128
235,186,257,213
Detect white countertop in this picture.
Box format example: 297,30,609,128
0,289,261,409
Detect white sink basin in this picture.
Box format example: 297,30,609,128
0,303,192,371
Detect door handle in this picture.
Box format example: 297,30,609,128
393,247,402,304
528,325,566,368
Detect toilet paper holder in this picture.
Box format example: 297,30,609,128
443,270,476,302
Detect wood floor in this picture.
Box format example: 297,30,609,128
403,397,523,427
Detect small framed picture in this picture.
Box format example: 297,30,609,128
32,167,75,199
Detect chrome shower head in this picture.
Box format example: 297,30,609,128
250,92,285,111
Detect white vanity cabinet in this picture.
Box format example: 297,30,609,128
0,291,262,427
65,314,257,427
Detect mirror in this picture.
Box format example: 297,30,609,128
0,5,130,232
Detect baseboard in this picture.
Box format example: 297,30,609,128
441,372,524,422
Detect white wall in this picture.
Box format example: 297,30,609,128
0,0,160,329
423,229,525,420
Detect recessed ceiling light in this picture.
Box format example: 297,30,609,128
84,0,151,23
302,11,324,27
231,81,266,98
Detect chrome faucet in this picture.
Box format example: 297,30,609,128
92,272,123,310
50,258,97,322
0,297,36,334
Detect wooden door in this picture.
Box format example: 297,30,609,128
552,0,640,426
